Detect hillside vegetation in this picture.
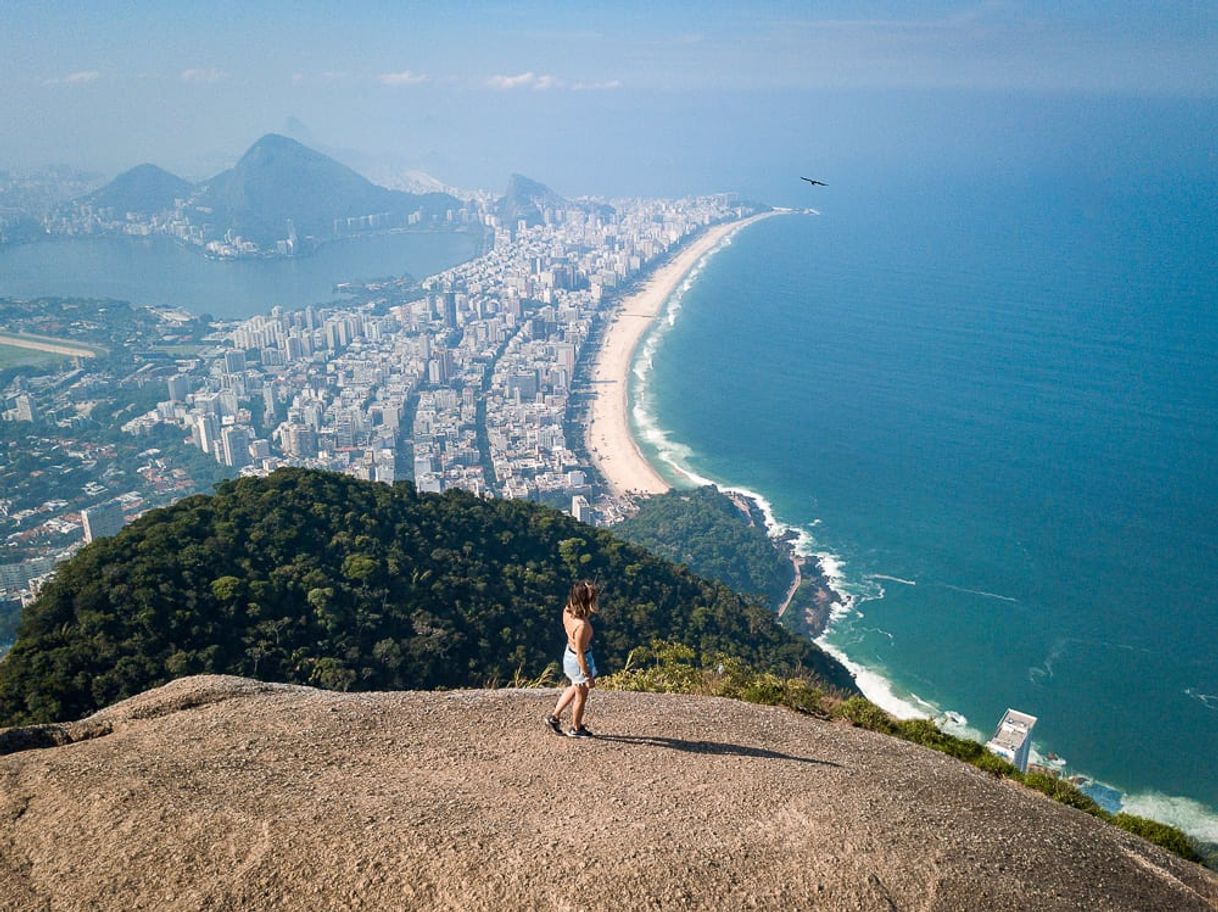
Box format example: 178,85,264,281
0,468,853,726
615,486,793,608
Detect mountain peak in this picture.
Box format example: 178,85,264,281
499,173,570,228
499,173,614,228
242,133,312,158
2,676,1214,910
189,137,459,245
84,163,193,215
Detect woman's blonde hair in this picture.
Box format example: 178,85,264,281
565,580,599,619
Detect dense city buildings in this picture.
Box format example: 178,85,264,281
117,193,746,522
0,193,751,610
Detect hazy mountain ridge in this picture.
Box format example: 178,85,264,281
497,172,614,228
81,163,194,216
63,134,462,250
1,675,1214,910
187,134,460,245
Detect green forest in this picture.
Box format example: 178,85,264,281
0,468,854,726
615,486,793,608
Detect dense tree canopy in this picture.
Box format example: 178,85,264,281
615,486,793,608
0,469,853,725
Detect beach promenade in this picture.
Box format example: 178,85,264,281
586,212,776,499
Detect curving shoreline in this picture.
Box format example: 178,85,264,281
586,212,778,499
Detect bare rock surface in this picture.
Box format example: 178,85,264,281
1,675,1215,911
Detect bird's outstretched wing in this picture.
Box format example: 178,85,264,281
801,177,828,186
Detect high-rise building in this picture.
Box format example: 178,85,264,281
224,349,246,373
985,709,1037,773
262,384,277,419
167,374,192,402
286,426,318,458
82,501,126,543
194,413,220,457
220,426,250,468
571,495,592,524
194,392,221,415
443,291,458,329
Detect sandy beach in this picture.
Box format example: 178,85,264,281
586,212,777,499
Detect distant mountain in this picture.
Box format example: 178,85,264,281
498,173,568,227
85,164,194,216
497,173,614,229
188,134,461,245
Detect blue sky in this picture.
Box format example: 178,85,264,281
3,1,1216,196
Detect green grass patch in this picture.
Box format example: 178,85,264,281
602,640,1207,868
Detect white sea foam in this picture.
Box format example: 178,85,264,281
1184,688,1218,711
938,582,1018,604
1028,637,1068,685
867,574,917,586
1119,791,1218,843
629,227,747,489
812,637,931,720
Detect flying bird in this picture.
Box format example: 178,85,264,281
801,177,827,186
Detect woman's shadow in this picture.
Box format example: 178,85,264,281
592,733,842,767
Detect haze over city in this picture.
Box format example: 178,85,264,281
4,1,1216,200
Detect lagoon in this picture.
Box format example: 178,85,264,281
0,231,480,319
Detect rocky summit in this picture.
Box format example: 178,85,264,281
1,676,1215,911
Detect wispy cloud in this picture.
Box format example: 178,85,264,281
378,70,430,87
43,70,100,86
571,79,623,91
180,67,227,84
486,71,562,91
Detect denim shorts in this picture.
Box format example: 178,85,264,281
563,646,597,684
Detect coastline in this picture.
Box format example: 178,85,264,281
587,207,854,640
588,198,1218,848
585,212,778,500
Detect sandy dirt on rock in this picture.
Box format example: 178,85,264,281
1,675,1215,911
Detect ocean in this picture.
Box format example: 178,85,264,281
0,231,479,319
633,172,1218,840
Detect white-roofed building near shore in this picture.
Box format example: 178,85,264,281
986,708,1037,773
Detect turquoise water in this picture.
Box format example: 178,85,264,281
0,231,479,319
637,174,1218,839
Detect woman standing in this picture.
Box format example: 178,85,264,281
545,580,598,738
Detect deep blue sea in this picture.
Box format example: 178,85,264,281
635,173,1218,840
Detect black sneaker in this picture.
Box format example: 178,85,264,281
544,714,562,735
565,726,593,739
